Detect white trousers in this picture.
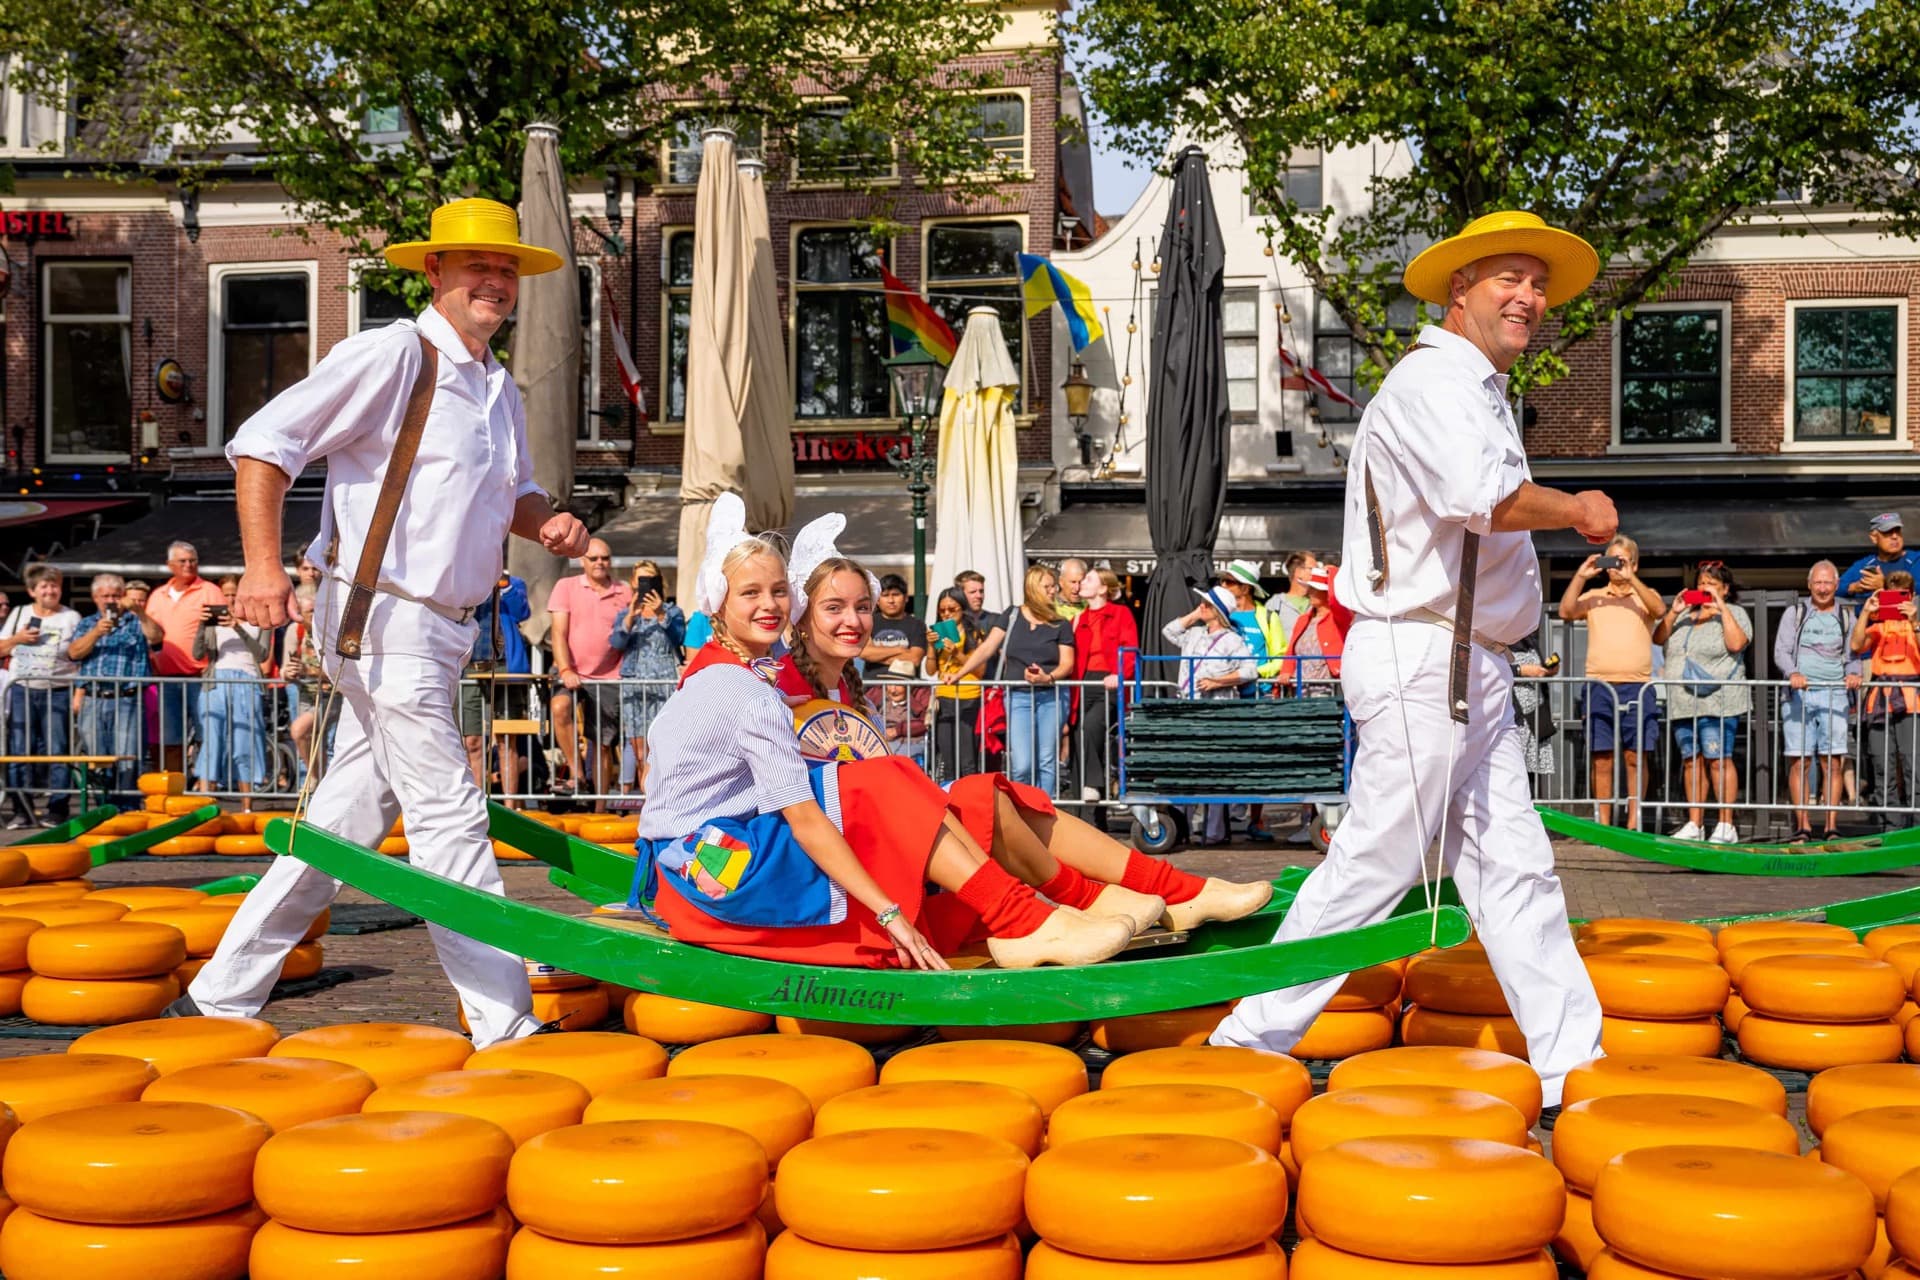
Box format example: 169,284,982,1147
188,609,538,1046
1211,619,1603,1104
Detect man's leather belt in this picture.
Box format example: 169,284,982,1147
1404,606,1513,663
327,575,478,628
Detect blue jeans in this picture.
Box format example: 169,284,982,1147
78,687,146,804
1005,686,1062,797
7,684,72,819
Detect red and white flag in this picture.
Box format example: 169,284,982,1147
602,280,647,423
1278,344,1363,410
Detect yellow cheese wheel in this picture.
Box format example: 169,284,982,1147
880,1040,1087,1115
364,1069,589,1146
143,1055,375,1130
1723,937,1871,985
1867,925,1920,959
159,796,210,816
98,812,153,835
1899,1000,1920,1029
212,835,269,855
0,970,22,1017
1886,1166,1920,1261
27,921,186,980
0,851,25,890
1289,1084,1528,1168
578,818,639,843
1552,1094,1800,1193
622,992,773,1042
510,1220,769,1280
142,795,167,813
522,960,595,993
777,1127,1024,1250
1584,953,1731,1019
1817,1105,1920,1208
670,1033,873,1111
247,811,294,834
1400,1006,1528,1058
1592,1144,1875,1280
1888,943,1920,991
280,942,323,981
1097,1045,1313,1126
936,1022,1084,1045
1725,991,1752,1033
0,1203,264,1280
148,838,219,856
22,973,179,1025
179,818,227,838
82,887,206,911
1,900,127,927
584,1074,814,1169
0,918,39,971
1090,1005,1230,1054
772,1015,918,1045
1579,917,1715,945
1738,1014,1904,1071
1328,1046,1542,1126
3,1099,269,1224
530,984,610,1030
1024,1239,1286,1279
300,908,330,942
1718,919,1861,954
464,1030,666,1097
1300,1135,1563,1263
254,1110,513,1233
248,1205,514,1280
69,1015,277,1075
1598,1015,1724,1058
0,884,89,906
1048,1083,1283,1154
1328,963,1406,1012
137,771,187,796
1808,1064,1920,1135
1405,949,1510,1015
377,836,409,855
0,1052,156,1121
19,842,91,883
1740,953,1908,1023
1554,1190,1603,1272
270,1022,474,1086
509,1119,767,1244
1293,1008,1398,1060
1908,1017,1920,1062
72,834,113,849
122,905,236,957
813,1081,1045,1156
1578,933,1722,965
1290,1239,1556,1279
1025,1133,1286,1262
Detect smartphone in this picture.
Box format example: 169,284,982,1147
1595,556,1624,571
1543,654,1561,672
1875,589,1913,622
1681,589,1713,607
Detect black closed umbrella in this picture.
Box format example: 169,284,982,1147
1142,146,1228,682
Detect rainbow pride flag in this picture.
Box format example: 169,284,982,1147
878,265,958,365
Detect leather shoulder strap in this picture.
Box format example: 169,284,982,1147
336,332,439,659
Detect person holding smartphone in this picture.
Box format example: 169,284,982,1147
1560,534,1665,830
947,565,1075,797
1653,561,1751,844
0,564,82,827
1850,569,1920,826
607,559,683,798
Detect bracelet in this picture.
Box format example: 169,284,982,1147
874,903,903,929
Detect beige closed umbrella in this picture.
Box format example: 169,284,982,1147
507,121,581,643
928,307,1025,616
738,157,796,532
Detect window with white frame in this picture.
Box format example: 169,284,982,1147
0,56,65,155
362,102,405,138
794,105,894,182
214,268,313,441
663,230,694,421
42,261,132,458
794,227,891,420
1311,291,1418,422
349,264,417,333
1617,306,1726,446
663,116,764,186
1284,148,1323,210
1792,304,1900,442
967,93,1027,170
925,220,1024,407
1224,288,1260,421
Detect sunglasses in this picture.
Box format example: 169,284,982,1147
1698,560,1724,571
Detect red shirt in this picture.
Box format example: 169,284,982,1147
1073,604,1140,682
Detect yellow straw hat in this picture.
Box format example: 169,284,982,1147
383,197,564,275
1403,210,1600,309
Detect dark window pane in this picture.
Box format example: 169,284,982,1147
359,281,416,328
1618,310,1723,444
46,321,131,454
1792,307,1900,440
1285,165,1322,209
363,104,403,134
795,107,891,180
1849,307,1898,369
46,264,126,316
667,294,691,420
1796,308,1848,373
927,222,1022,281
225,274,308,327
970,94,1026,163
1847,375,1898,437
1794,376,1844,438
795,293,888,419
667,117,763,184
796,228,884,284
668,232,695,287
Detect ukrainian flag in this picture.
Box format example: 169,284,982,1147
1017,252,1103,353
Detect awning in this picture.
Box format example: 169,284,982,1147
49,496,325,578
597,489,931,575
0,498,132,529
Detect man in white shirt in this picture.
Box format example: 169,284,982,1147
175,198,590,1044
1212,211,1620,1108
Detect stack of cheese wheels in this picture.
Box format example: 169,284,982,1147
464,1029,668,1098
1025,1132,1284,1276
144,1056,377,1131
815,1081,1046,1156
1561,1054,1789,1116
1873,942,1920,1033
457,985,611,1034
0,1052,157,1121
20,918,186,1025
1583,950,1731,1058
1099,1045,1314,1179
173,908,324,989
364,1070,591,1146
879,1039,1086,1116
268,1022,473,1087
506,1120,769,1278
1288,961,1405,1061
1592,1145,1876,1280
1813,1105,1920,1279
1735,952,1906,1071
69,1015,279,1076
1289,1084,1529,1197
1328,1047,1544,1128
0,918,36,1017
1548,1094,1801,1272
1048,1083,1284,1154
138,770,187,798
1400,945,1528,1059
249,1111,514,1279
0,1100,270,1280
1090,1004,1231,1054
578,816,639,847
623,992,772,1043
1882,1166,1920,1280
9,842,92,886
670,1033,875,1111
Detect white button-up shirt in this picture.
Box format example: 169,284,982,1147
1332,324,1541,645
227,305,545,613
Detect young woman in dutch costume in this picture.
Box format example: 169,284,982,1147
776,525,1275,937
634,497,1135,970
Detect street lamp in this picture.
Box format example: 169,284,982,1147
1062,359,1095,466
883,340,948,613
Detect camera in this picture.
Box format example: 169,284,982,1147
1594,555,1624,571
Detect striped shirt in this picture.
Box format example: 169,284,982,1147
638,662,818,840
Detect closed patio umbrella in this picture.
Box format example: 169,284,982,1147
738,157,796,531
929,306,1025,616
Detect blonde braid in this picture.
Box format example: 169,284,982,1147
710,618,756,668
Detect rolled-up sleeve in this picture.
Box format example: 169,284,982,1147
225,327,414,478
1379,381,1526,535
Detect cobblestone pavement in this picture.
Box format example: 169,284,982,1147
4,819,1912,1060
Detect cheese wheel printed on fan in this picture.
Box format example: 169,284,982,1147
1717,919,1861,955
510,1220,769,1280
1583,952,1730,1019
143,1055,376,1131
254,1110,513,1233
1025,1132,1285,1262
248,1205,514,1280
1329,1045,1543,1125
1592,1144,1875,1280
1,899,126,927
17,842,91,882
1289,1240,1558,1280
70,1015,277,1075
1739,954,1908,1022
773,1016,918,1045
509,1119,768,1245
1047,1084,1282,1154
1807,1064,1920,1135
1024,1239,1287,1280
22,973,178,1025
1098,1045,1314,1125
880,1039,1086,1115
465,1030,666,1097
0,1203,264,1280
82,886,206,912
813,1080,1045,1156
0,919,38,971
1868,925,1920,959
137,771,186,796
0,1051,156,1120
622,993,772,1043
122,905,236,957
1579,917,1715,945
936,1021,1084,1045
1722,937,1870,985
1816,1105,1920,1208
1404,949,1510,1015
1737,1014,1903,1071
1554,1191,1603,1272
280,942,323,981
769,1230,1023,1280
27,921,185,979
585,1073,814,1169
776,1127,1025,1251
1293,1007,1398,1060
1288,1084,1528,1168
1551,1094,1800,1193
1400,1006,1528,1058
1298,1136,1564,1264
2,1099,269,1224
1577,933,1721,965
270,1021,473,1086
1598,1015,1724,1058
1090,1005,1230,1054
1328,963,1405,1012
670,1033,874,1111
364,1069,590,1146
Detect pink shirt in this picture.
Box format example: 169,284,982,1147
548,574,633,679
146,577,228,676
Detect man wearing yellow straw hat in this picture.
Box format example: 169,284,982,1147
1214,211,1619,1108
173,197,590,1044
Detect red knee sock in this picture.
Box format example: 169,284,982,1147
956,862,1054,938
1120,849,1205,904
1037,863,1104,911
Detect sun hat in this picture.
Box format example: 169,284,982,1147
1220,560,1269,599
1305,565,1335,592
383,197,564,275
1403,210,1600,310
1192,585,1239,619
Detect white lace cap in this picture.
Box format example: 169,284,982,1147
788,511,881,622
695,493,758,618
